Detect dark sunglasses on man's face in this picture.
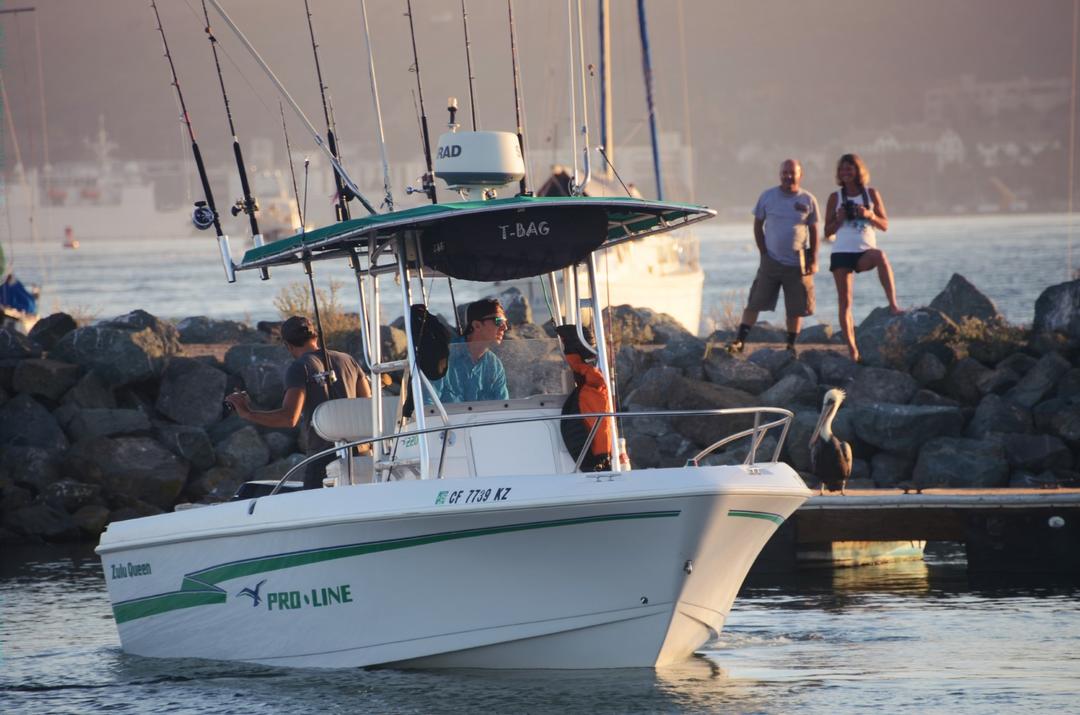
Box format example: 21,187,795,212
481,315,509,329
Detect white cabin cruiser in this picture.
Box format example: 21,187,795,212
96,195,810,669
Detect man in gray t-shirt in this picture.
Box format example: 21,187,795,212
726,159,820,357
226,315,371,489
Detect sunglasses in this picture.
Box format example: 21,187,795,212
480,315,509,329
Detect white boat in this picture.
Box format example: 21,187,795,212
2,118,300,242
96,195,810,669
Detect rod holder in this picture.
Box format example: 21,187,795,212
217,235,236,283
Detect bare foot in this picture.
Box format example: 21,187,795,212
889,305,904,316
849,348,861,363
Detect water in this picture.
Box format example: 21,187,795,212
3,544,1078,714
10,213,1075,328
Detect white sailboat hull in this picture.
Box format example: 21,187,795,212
97,465,808,669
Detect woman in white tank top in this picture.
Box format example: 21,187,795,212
823,153,902,363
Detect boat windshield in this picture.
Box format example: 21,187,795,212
430,336,575,404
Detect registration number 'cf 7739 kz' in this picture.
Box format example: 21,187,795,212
434,487,511,506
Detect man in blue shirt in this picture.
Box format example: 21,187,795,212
435,298,509,403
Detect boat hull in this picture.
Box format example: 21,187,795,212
97,465,808,669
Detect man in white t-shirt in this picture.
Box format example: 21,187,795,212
727,159,820,357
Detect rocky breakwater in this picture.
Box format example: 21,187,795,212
0,312,323,544
615,273,1080,494
3,274,1079,544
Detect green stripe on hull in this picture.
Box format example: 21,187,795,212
112,510,680,624
727,509,785,525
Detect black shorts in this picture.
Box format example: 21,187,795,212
830,251,868,272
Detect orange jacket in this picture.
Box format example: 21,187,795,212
566,353,612,457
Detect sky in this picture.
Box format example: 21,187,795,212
0,0,1076,219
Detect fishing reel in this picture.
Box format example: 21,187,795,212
192,201,216,231
231,197,258,217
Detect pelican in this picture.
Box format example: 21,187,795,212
809,388,853,495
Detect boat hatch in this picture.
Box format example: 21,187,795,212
235,196,715,278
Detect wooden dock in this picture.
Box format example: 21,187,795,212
757,489,1080,574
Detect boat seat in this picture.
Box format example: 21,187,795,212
312,397,401,444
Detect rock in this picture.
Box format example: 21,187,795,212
744,322,788,344
4,503,81,541
102,309,180,349
155,358,227,426
911,352,948,386
108,500,165,523
70,436,189,510
42,480,103,514
186,466,245,501
974,366,1020,396
966,324,1027,367
252,453,306,483
61,371,116,409
999,352,1038,378
665,377,758,448
912,437,1010,488
870,451,915,487
0,446,61,493
852,403,966,457
67,408,152,441
1033,399,1080,446
0,394,68,451
604,305,689,347
496,287,532,325
0,477,32,513
911,389,960,407
72,504,110,536
1056,369,1080,400
929,273,1002,324
262,431,298,460
155,423,216,471
27,312,78,350
797,323,833,344
625,433,660,468
12,358,80,401
615,346,655,394
0,328,42,360
176,316,258,344
702,351,773,394
966,395,1033,438
781,410,820,472
846,367,918,405
1032,279,1080,340
747,347,796,376
51,319,176,387
623,366,683,408
237,361,286,409
655,336,707,370
223,343,291,376
758,373,818,408
993,433,1073,472
941,357,992,405
215,425,270,476
1004,352,1071,409
381,325,408,361
857,307,958,369
802,350,859,387
206,412,250,444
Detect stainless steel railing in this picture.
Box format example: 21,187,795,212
268,405,793,496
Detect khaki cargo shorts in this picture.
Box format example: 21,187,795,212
747,254,815,317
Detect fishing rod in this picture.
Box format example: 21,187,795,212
149,0,235,283
201,0,268,281
359,0,393,212
303,0,352,222
404,0,436,204
460,0,479,131
205,0,376,216
507,0,528,195
637,0,663,200
280,102,304,230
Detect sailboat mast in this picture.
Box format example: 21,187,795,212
636,0,663,200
